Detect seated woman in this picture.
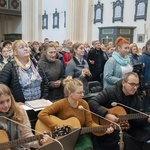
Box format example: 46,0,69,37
65,42,92,94
38,43,64,101
0,84,49,149
0,40,49,103
103,37,133,88
38,76,113,150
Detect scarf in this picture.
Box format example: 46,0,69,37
0,108,13,118
14,56,31,70
14,56,42,88
0,109,20,142
112,51,130,66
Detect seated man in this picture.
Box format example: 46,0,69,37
88,72,150,150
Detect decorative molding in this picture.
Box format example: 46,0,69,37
112,0,124,23
0,0,21,16
94,1,103,24
53,8,59,29
134,0,148,21
42,10,48,29
10,0,20,11
0,0,7,9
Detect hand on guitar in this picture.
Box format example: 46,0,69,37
105,126,114,134
105,114,119,122
38,131,51,145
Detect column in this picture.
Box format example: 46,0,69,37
21,0,42,42
146,1,150,41
66,0,94,43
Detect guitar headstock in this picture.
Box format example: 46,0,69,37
119,120,130,130
111,120,130,131
52,126,71,138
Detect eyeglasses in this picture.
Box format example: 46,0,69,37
74,91,85,95
126,81,139,88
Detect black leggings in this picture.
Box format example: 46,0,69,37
91,130,150,150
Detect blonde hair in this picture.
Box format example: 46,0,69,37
84,42,90,48
129,43,139,54
63,76,83,97
12,40,28,52
0,84,23,123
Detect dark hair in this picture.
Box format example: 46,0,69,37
123,72,139,82
2,40,12,47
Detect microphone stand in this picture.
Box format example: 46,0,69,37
78,106,124,150
0,116,64,150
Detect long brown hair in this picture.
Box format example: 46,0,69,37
0,84,23,123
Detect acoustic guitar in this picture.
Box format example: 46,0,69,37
92,106,149,130
0,126,70,150
35,115,120,137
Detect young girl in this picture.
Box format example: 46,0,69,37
0,84,49,149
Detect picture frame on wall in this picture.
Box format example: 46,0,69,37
137,34,145,43
42,10,48,29
53,8,59,29
134,0,148,21
94,1,103,24
112,0,124,23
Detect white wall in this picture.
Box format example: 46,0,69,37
92,0,148,48
42,0,67,44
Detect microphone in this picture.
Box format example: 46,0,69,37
78,105,124,150
111,102,149,117
0,116,64,150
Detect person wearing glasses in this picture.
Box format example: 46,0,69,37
38,76,114,150
88,72,150,150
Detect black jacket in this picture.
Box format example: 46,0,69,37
0,58,49,103
88,80,149,127
87,48,108,75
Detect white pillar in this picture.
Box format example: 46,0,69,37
21,0,42,42
146,0,150,41
66,0,93,43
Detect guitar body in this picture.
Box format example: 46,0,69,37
35,115,81,135
0,130,10,150
92,106,130,130
35,115,114,137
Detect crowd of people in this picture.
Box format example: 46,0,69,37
0,37,150,150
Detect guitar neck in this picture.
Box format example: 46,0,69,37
0,133,50,149
80,125,117,134
119,113,149,121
